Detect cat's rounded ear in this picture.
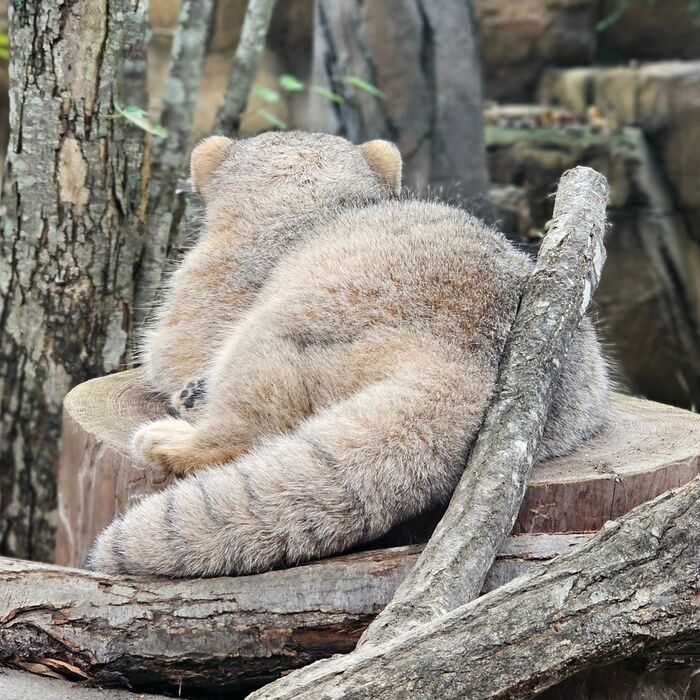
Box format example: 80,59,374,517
360,140,402,196
190,136,234,198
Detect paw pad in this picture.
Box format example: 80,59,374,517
175,378,207,412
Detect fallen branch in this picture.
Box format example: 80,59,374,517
0,536,578,695
361,165,609,646
250,477,700,699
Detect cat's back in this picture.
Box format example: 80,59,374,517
258,199,534,360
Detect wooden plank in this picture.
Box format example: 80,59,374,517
56,371,700,567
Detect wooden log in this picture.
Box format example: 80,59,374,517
360,165,610,645
0,535,586,696
249,476,700,700
55,370,700,569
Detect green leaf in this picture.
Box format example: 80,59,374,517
254,85,281,103
257,109,287,130
0,47,8,60
310,85,344,104
0,33,9,48
345,75,384,99
278,73,305,92
114,104,167,138
595,0,634,31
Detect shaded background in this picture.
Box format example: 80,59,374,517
145,0,700,411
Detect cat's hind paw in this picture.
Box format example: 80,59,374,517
133,418,201,475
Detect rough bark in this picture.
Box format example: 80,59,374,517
309,0,492,217
361,166,609,646
134,0,215,328
216,0,278,134
54,369,700,569
0,536,577,695
250,476,700,700
0,0,148,560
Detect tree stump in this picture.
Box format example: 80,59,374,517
0,369,686,696
56,369,700,569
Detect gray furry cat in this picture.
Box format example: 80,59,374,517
86,131,609,577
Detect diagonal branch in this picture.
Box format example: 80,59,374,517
360,165,609,646
251,476,700,699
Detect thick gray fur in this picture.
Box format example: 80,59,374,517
86,132,609,577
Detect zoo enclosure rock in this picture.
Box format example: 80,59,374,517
486,115,700,410
474,0,597,102
597,0,700,61
540,61,700,243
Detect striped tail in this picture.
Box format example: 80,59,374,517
86,358,492,577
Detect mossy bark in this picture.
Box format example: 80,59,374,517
0,0,148,560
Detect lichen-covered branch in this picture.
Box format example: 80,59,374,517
251,477,700,700
0,0,149,560
135,0,215,328
215,0,278,134
0,535,578,695
360,165,609,646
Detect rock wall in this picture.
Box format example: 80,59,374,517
597,0,700,61
540,62,700,243
474,0,597,102
486,114,700,408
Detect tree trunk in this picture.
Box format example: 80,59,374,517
216,0,279,135
0,537,579,695
134,0,215,329
309,0,492,217
361,166,609,646
0,0,149,560
249,477,700,700
167,0,280,258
